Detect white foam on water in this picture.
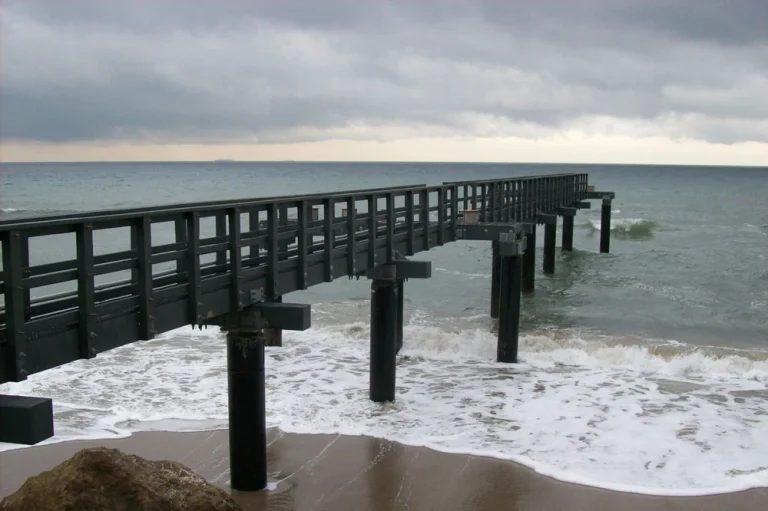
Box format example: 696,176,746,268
2,320,768,496
588,217,656,234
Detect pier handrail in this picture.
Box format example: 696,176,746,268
1,173,589,383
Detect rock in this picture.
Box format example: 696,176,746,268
0,447,242,511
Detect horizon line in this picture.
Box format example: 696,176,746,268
2,160,767,169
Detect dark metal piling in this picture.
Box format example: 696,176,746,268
543,223,556,274
370,266,398,402
497,253,522,363
490,240,501,318
600,196,612,253
522,225,536,293
223,310,267,491
396,278,404,354
562,215,574,252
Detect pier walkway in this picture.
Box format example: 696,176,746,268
0,172,615,491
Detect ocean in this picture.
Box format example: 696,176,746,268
1,162,767,495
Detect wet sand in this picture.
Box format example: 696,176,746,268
1,429,767,510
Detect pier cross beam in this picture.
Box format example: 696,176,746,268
366,260,432,403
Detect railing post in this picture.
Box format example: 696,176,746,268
421,190,430,251
449,186,458,242
135,216,155,340
267,203,279,299
76,223,96,359
437,188,445,246
186,212,202,326
324,198,334,280
298,201,308,288
368,194,378,268
228,208,243,311
386,193,395,261
216,213,227,267
174,218,187,276
1,230,28,381
346,197,358,274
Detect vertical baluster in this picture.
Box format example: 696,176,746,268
2,230,28,381
76,223,96,359
229,208,243,311
346,197,357,276
135,216,154,340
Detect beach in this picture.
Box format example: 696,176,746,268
2,429,767,510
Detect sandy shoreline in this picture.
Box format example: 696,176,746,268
1,429,767,510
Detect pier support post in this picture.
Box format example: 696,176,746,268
543,223,556,275
221,309,267,492
396,278,404,354
263,296,283,347
370,265,398,402
522,225,536,293
562,215,574,252
490,241,501,318
600,196,612,254
497,253,522,363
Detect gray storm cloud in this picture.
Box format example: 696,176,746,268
2,0,767,145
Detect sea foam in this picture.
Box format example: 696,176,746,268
2,314,768,496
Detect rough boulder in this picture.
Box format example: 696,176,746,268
0,447,242,511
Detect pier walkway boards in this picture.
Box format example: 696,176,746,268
0,172,615,491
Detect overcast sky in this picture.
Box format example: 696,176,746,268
2,0,767,164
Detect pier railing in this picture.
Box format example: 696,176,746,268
0,173,588,384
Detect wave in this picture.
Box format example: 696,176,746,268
3,317,768,496
583,217,657,238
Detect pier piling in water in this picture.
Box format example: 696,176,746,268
561,208,576,252
0,171,618,490
491,241,501,318
543,222,556,275
370,265,398,403
221,310,267,492
396,278,405,354
497,239,523,363
601,196,612,253
522,225,536,293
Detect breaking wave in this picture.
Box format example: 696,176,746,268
583,217,657,238
3,311,768,496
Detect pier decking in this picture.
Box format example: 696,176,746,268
0,172,615,491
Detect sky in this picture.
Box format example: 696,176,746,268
2,0,767,165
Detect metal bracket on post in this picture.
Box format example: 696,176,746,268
558,207,577,217
365,260,432,280
536,213,557,225
455,222,524,241
497,234,526,257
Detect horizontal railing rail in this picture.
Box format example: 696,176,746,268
0,173,589,383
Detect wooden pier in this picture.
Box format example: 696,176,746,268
0,172,615,491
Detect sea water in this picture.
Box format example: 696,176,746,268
1,162,767,495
